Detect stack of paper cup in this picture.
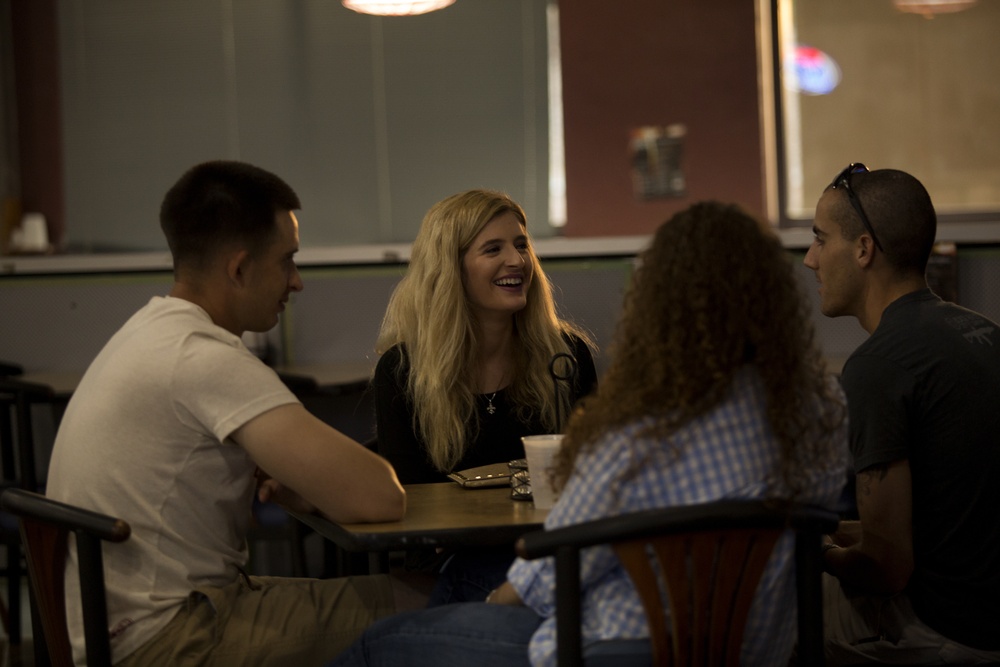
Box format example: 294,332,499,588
521,434,564,509
10,212,49,253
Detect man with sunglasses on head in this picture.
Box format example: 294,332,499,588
804,165,1000,664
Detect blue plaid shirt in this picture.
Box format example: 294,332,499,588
507,368,848,666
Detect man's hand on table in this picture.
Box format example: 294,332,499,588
255,468,317,514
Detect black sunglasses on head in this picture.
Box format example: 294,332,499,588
829,163,882,252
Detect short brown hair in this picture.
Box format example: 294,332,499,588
160,161,300,274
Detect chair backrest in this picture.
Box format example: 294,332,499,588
1,377,58,648
0,377,54,491
0,488,131,667
517,500,838,667
619,526,781,665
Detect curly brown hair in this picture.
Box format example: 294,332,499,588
551,201,844,496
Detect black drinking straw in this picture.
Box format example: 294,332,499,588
548,352,578,433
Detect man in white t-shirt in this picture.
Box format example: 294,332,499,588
46,161,406,666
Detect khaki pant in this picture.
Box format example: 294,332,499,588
117,574,394,667
823,574,1000,665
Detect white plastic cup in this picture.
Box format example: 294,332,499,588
521,434,564,510
19,212,49,252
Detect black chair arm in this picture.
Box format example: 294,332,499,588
0,489,130,543
0,362,24,377
517,500,837,560
1,488,130,667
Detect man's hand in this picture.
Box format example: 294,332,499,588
255,468,316,514
830,520,862,548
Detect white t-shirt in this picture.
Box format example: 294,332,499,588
46,296,298,665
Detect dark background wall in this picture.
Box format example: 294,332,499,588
559,0,764,237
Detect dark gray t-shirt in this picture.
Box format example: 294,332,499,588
842,288,1000,649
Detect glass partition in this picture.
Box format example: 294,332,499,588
773,0,1000,225
55,0,553,252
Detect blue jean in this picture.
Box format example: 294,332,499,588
328,602,543,667
426,548,515,606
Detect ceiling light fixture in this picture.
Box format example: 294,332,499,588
342,0,456,16
893,0,978,18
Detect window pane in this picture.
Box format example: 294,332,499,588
777,0,1000,221
57,0,552,251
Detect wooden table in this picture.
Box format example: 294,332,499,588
292,483,549,572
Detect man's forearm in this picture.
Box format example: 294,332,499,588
827,462,915,595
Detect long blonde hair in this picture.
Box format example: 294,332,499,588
376,189,591,472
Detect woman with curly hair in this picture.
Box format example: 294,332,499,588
372,188,596,603
548,199,845,499
332,201,848,667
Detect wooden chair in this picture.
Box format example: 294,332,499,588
516,499,838,666
0,377,56,646
0,488,131,667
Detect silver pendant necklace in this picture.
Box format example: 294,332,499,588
485,371,506,415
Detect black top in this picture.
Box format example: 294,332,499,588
841,289,1000,649
373,335,597,484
